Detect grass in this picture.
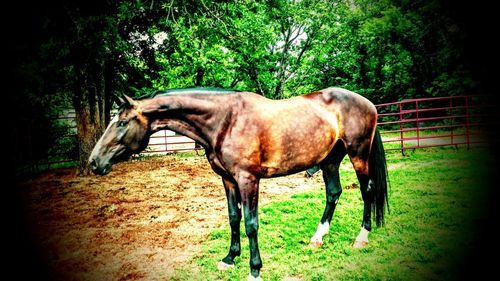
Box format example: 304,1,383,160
169,147,495,280
140,147,498,280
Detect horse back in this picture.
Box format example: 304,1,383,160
302,87,378,141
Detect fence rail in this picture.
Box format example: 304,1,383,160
375,95,493,154
145,129,203,154
16,95,493,174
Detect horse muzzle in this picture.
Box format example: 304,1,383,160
89,158,112,175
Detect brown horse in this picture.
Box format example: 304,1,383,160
89,87,389,280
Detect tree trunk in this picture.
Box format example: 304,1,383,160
73,61,108,176
194,67,205,86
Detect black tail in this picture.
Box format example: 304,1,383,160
369,128,389,227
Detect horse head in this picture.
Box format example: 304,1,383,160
89,95,151,175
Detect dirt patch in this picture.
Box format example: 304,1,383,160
17,155,324,280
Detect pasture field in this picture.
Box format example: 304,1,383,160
16,147,495,281
174,147,495,281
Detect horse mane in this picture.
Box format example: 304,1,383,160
136,87,241,100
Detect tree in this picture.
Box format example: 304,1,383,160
11,1,167,175
43,2,117,175
10,0,491,174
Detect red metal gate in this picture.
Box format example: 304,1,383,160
375,95,493,154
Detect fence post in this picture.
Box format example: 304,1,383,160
465,96,470,149
399,102,405,155
449,97,454,146
415,100,420,148
164,129,168,153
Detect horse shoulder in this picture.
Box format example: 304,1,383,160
208,94,263,176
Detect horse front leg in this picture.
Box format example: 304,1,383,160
310,143,346,248
309,162,342,248
218,177,242,270
238,173,263,281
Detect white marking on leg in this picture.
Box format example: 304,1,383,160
247,273,263,281
217,261,234,270
310,222,330,246
355,226,370,243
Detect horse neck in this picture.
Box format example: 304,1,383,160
144,94,234,149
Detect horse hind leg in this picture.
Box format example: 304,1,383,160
347,142,373,249
309,143,346,248
353,170,373,248
352,129,389,248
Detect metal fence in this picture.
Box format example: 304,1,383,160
142,129,203,154
375,95,494,154
14,109,79,175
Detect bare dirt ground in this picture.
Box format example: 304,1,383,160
17,155,324,281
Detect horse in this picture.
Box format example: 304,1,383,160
88,87,389,281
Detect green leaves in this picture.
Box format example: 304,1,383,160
15,1,482,170
27,0,477,102
18,0,480,104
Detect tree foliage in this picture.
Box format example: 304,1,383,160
10,0,493,172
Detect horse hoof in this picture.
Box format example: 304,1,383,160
352,240,368,249
217,261,234,270
248,273,264,281
309,240,323,248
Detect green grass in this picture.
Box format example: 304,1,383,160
171,147,494,280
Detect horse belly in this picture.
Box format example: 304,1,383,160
260,122,337,177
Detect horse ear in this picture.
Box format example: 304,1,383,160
122,95,138,108
116,95,125,105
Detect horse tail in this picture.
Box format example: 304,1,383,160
369,128,389,227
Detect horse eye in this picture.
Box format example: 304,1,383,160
118,120,128,127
